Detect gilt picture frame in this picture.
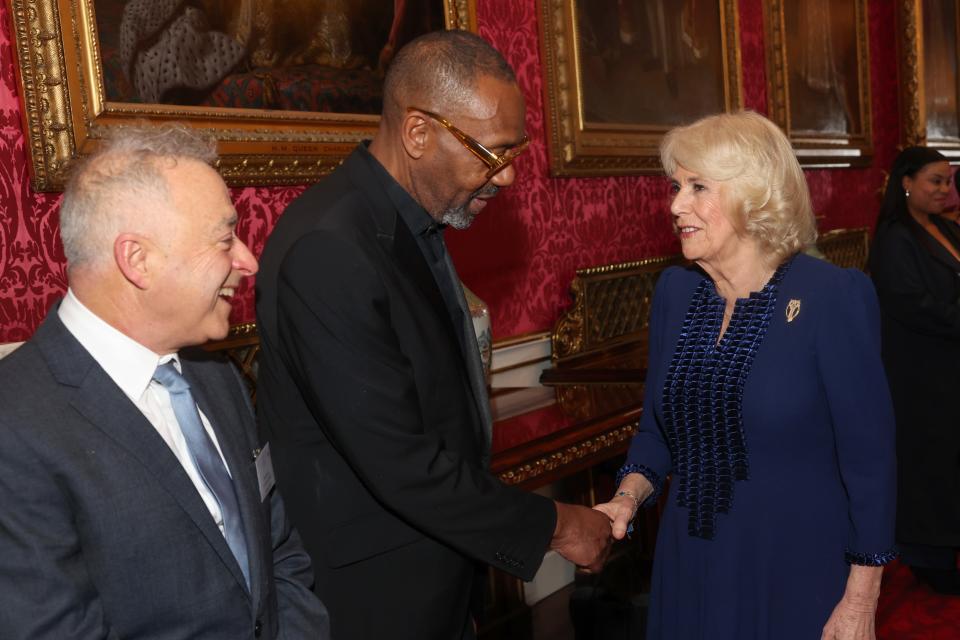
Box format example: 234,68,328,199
898,0,960,158
537,0,743,177
7,0,476,191
764,0,873,168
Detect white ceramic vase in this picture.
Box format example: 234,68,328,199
462,284,492,383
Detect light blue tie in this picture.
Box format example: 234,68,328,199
153,362,250,589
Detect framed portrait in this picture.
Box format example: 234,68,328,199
898,0,960,158
7,0,476,191
763,0,873,168
537,0,743,177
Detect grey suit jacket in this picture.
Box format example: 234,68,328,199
0,309,329,640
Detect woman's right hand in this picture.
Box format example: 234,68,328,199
593,473,654,540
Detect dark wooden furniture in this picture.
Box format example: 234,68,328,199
490,256,683,490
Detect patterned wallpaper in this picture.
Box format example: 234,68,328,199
0,0,899,343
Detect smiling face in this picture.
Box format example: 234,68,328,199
149,160,258,351
669,166,745,267
416,75,527,229
903,160,953,218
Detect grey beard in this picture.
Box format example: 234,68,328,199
440,185,499,230
440,205,474,230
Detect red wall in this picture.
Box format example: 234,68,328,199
0,0,899,344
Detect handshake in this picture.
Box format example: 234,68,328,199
549,473,653,573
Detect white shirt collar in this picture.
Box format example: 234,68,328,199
58,288,179,402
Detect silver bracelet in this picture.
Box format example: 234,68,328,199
616,489,642,512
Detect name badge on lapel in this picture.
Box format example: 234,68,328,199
253,443,276,502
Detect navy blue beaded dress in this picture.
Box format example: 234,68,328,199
621,254,897,640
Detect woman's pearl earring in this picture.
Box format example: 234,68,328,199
905,190,911,198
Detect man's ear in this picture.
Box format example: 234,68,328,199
400,110,430,160
114,233,151,290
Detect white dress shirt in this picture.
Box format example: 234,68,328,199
58,289,232,535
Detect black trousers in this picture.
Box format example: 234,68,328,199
315,536,475,640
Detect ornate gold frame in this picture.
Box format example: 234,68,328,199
7,0,476,191
898,0,925,148
537,0,743,177
897,0,960,157
763,0,873,168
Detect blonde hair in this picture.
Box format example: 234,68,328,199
660,111,816,261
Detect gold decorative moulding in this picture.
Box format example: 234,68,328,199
7,0,476,191
763,0,873,168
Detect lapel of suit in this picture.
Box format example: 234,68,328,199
392,218,464,342
391,222,492,451
183,360,264,608
344,147,458,340
36,314,253,602
344,147,491,455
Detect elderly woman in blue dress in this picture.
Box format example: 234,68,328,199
594,111,897,640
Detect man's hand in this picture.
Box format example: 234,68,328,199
549,502,613,573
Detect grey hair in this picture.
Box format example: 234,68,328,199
59,123,218,268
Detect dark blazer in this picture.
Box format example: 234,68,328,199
255,145,556,640
0,311,329,640
869,216,960,546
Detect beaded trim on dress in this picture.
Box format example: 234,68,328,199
844,548,898,566
661,259,791,539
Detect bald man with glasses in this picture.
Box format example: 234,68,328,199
255,30,613,640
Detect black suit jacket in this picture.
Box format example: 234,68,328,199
869,216,960,545
256,145,556,639
0,311,329,639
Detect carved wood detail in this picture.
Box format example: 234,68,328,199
551,255,683,363
494,422,638,487
817,227,871,272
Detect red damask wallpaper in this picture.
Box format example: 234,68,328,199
0,0,899,344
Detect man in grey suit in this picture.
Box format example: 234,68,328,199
0,125,330,639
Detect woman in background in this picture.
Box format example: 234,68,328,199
595,111,897,639
869,146,960,594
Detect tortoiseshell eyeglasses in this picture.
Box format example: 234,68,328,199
408,107,530,180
